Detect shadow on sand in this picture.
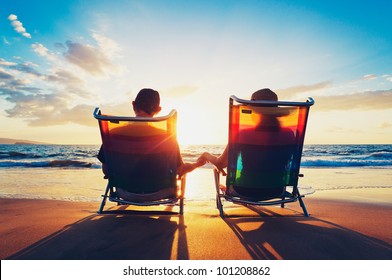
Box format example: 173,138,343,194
8,204,392,260
221,204,392,259
9,205,189,260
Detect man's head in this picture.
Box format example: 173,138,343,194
132,88,161,116
251,88,278,101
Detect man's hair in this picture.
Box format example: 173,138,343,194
134,88,160,114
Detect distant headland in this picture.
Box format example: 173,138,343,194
0,138,50,145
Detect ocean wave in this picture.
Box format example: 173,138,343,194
1,144,392,169
302,159,392,167
367,151,392,159
48,160,93,168
0,151,42,159
0,160,99,169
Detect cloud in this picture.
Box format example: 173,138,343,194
313,89,392,111
1,32,123,127
0,68,14,80
276,81,332,99
3,90,95,127
8,14,32,39
32,43,49,56
362,74,377,80
45,69,90,98
32,43,60,63
45,69,84,88
59,104,96,127
0,58,93,126
63,40,114,75
380,122,392,129
7,14,17,21
10,62,42,77
92,33,121,59
0,58,17,66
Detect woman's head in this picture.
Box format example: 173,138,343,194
251,88,278,101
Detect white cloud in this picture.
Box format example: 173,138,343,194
1,49,119,127
0,58,17,66
92,33,121,59
8,14,32,39
31,43,49,56
7,14,17,21
31,43,58,62
1,27,125,127
363,74,377,80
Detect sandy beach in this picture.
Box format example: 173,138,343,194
0,168,391,260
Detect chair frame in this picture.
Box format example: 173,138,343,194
94,108,186,215
215,96,314,218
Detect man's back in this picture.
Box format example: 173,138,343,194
99,116,180,194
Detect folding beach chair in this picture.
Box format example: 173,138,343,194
94,108,186,215
214,96,314,217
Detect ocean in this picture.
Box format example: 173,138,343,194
1,144,392,169
0,144,391,202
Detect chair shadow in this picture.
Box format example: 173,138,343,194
222,205,392,260
8,205,189,260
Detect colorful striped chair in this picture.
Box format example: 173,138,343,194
214,96,314,217
94,108,186,214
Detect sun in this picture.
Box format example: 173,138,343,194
161,95,228,146
175,110,227,146
176,116,207,146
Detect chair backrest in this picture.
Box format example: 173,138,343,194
226,96,314,198
94,108,178,193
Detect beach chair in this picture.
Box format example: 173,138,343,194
94,108,186,215
214,95,314,217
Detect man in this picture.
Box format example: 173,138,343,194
97,88,205,200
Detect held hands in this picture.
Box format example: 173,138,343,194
198,152,227,176
176,151,228,178
195,156,207,167
177,157,207,178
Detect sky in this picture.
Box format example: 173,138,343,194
1,0,391,145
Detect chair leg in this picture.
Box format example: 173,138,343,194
178,175,186,215
298,196,309,217
98,182,110,214
213,169,225,218
216,194,224,218
179,197,184,215
293,186,309,217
